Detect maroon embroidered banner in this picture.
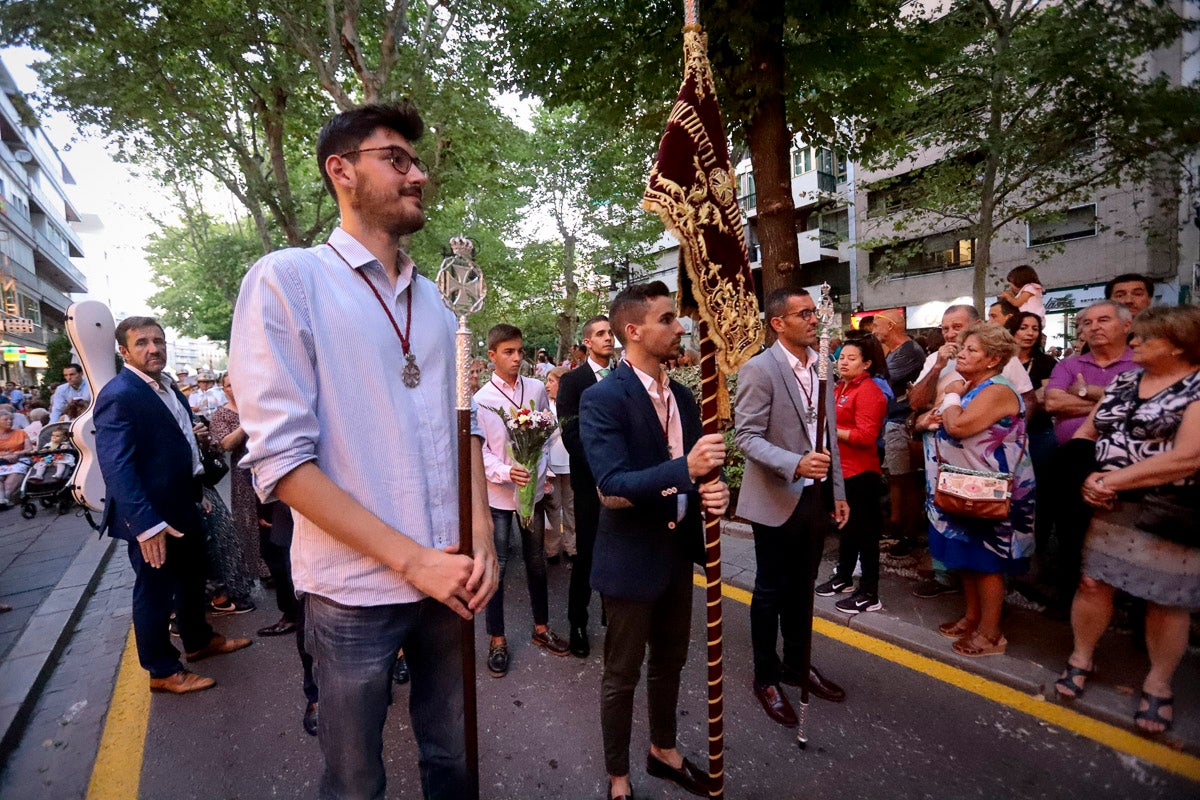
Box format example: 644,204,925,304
642,25,762,374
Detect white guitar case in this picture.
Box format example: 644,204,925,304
65,301,118,513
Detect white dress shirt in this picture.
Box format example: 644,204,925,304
474,374,550,510
123,364,203,541
779,344,822,489
229,227,461,607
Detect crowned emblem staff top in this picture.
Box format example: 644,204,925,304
436,236,487,409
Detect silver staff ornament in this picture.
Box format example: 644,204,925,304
436,236,487,410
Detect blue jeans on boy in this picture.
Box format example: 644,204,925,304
305,593,469,800
485,503,549,637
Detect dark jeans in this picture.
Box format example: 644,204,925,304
485,504,549,637
128,529,215,678
567,476,600,629
836,472,883,595
600,555,693,777
305,594,469,800
750,487,827,686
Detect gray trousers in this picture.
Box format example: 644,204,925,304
600,555,693,777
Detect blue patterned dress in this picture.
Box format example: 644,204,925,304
923,377,1035,574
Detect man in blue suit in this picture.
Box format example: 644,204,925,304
95,316,250,694
581,281,729,800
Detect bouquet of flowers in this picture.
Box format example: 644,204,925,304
483,400,559,528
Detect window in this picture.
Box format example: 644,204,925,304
791,147,812,177
18,293,40,326
737,172,756,213
816,148,835,176
836,154,848,183
870,230,976,276
806,209,849,247
1027,204,1096,247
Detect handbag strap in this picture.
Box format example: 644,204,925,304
935,429,1028,483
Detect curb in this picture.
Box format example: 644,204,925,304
0,533,116,759
717,521,1196,757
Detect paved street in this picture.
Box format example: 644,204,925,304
1,515,1197,799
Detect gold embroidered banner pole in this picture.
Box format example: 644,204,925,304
643,2,763,796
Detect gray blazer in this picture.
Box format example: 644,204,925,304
734,340,846,527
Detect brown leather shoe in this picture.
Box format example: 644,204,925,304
149,669,215,694
185,633,252,663
752,681,798,727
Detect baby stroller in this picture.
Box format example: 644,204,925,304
18,422,78,519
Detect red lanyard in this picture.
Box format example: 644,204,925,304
327,242,420,388
327,243,413,355
490,376,525,409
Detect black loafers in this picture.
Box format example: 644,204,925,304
257,617,298,637
645,754,716,797
303,702,318,736
569,625,590,658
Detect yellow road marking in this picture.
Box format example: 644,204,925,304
694,573,1200,782
87,625,147,800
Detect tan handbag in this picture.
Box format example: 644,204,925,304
933,436,1026,521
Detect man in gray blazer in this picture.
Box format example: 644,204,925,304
734,287,849,728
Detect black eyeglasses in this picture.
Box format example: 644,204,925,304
777,309,816,321
339,147,426,175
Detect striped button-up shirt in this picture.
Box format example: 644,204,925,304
229,227,460,607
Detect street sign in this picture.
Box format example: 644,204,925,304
3,318,34,333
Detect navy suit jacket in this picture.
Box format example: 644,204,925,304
94,368,204,542
580,362,704,602
557,361,600,491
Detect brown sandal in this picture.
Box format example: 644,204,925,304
952,631,1007,657
938,618,977,639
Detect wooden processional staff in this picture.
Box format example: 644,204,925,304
435,237,486,800
797,282,836,749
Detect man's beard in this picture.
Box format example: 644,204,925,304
352,175,425,237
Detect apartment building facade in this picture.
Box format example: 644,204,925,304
647,2,1198,353
0,59,87,383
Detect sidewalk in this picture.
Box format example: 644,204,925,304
0,505,114,759
719,520,1200,755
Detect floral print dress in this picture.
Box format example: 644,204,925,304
1083,368,1200,608
923,377,1035,574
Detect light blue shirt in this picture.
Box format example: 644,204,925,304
229,227,462,606
50,380,90,421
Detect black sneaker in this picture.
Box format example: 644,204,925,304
814,576,854,597
487,642,509,677
209,598,256,616
835,592,882,615
912,578,960,599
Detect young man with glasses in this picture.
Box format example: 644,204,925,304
230,103,499,800
733,287,850,728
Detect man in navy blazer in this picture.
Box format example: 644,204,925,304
556,313,615,657
95,316,250,694
581,282,728,800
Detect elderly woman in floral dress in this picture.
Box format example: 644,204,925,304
915,323,1035,657
1055,305,1200,735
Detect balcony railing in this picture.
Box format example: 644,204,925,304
817,228,840,248
32,228,87,292
738,192,757,215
